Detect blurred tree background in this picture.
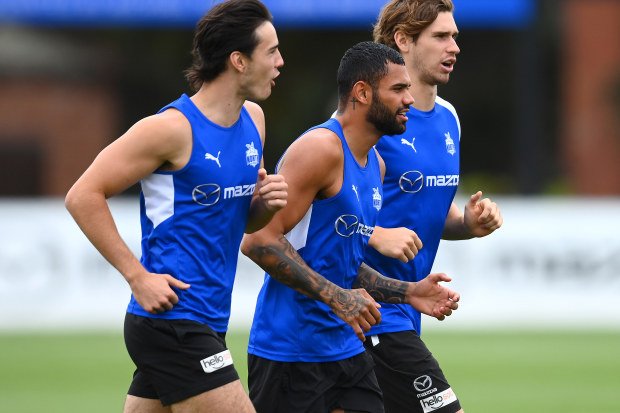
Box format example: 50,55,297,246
0,0,618,196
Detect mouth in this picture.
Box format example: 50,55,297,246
441,58,456,72
397,107,410,122
271,71,281,87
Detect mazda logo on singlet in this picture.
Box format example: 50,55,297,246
334,214,359,237
399,170,424,193
192,184,221,206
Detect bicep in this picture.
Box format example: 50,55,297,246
268,154,325,235
73,114,187,198
260,133,341,236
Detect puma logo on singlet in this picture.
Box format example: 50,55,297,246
401,137,417,152
205,151,221,168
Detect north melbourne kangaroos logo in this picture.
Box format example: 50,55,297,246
372,187,382,211
245,142,259,167
444,132,456,155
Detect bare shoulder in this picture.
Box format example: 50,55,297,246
283,127,343,169
279,127,344,196
117,108,192,170
374,147,386,181
70,108,193,197
132,108,190,143
243,100,264,119
243,100,265,142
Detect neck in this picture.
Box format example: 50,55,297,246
335,112,381,167
190,74,245,127
409,68,438,112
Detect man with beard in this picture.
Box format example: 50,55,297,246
363,1,504,412
240,41,460,413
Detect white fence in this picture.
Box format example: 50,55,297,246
1,197,619,332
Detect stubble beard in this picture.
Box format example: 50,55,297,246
412,51,451,87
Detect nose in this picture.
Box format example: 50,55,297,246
404,89,415,106
448,37,460,55
275,49,284,68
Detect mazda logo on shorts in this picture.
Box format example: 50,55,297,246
413,375,433,392
334,215,359,237
399,170,424,193
192,184,221,206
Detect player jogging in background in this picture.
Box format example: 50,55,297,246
65,1,287,412
364,1,503,412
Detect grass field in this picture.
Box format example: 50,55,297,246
1,330,618,412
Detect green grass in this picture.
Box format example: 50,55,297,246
1,330,618,412
423,331,620,413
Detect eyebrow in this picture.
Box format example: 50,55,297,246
433,30,459,37
391,82,411,89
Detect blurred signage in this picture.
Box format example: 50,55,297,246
0,0,536,29
0,196,619,331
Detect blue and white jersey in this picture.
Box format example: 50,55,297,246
127,94,263,332
248,118,383,362
365,96,460,335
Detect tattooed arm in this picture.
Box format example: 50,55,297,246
241,128,381,342
242,234,381,342
353,263,460,321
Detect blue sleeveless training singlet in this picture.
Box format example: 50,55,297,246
248,118,383,362
365,96,460,335
127,94,263,332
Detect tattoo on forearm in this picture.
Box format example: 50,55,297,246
246,236,340,305
246,237,384,318
353,263,408,304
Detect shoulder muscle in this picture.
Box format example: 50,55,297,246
243,100,265,145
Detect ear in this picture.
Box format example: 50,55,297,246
351,81,372,105
394,30,410,54
229,51,247,73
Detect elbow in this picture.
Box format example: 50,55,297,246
65,182,98,218
64,185,80,215
240,231,272,262
240,234,254,258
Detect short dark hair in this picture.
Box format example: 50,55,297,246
185,0,273,91
337,41,405,108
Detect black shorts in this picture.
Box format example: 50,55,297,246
123,313,240,406
248,351,384,413
364,330,461,413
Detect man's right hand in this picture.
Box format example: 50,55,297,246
128,272,191,314
329,288,381,342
